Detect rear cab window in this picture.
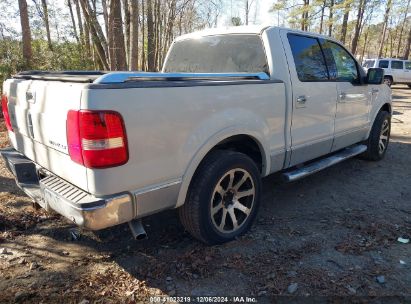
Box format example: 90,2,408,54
163,34,269,73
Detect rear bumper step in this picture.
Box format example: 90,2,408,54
0,147,134,230
282,144,367,182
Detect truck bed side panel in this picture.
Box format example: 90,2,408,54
82,82,286,196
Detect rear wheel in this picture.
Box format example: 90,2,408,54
361,111,391,161
383,76,393,87
179,150,261,244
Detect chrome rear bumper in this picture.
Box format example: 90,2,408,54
0,147,134,230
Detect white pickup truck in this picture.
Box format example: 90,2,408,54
1,26,391,244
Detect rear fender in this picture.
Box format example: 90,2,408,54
175,112,271,208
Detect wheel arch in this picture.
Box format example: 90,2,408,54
366,102,392,139
380,103,392,114
175,131,269,208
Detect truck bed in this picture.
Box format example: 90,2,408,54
3,71,284,196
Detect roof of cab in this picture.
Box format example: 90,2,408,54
174,24,343,45
174,25,273,41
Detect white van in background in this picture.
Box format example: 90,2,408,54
362,58,411,87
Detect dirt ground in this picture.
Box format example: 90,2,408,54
1,85,411,303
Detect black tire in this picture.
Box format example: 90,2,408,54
179,150,261,245
361,111,391,161
383,76,393,87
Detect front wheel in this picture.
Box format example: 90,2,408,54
361,111,391,161
179,150,261,244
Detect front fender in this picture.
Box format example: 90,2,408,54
367,84,392,138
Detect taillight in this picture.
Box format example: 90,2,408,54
1,94,13,131
67,110,128,168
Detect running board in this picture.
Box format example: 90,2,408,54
282,144,367,182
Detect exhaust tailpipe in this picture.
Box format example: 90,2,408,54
128,219,147,240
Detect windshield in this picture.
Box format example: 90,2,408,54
362,60,375,68
163,34,268,74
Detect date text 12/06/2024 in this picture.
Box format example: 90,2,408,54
149,296,258,303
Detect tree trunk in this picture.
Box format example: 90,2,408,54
146,0,155,71
319,0,326,34
301,0,309,31
83,20,91,58
73,0,85,47
141,0,146,70
328,0,334,36
154,0,162,70
80,0,108,53
18,0,32,68
351,0,365,55
396,0,410,57
123,0,131,67
67,0,80,45
163,0,176,63
108,0,127,70
378,0,392,58
80,0,108,69
360,29,369,63
129,0,139,70
40,0,52,51
404,26,411,59
340,2,350,45
101,0,109,39
245,0,249,25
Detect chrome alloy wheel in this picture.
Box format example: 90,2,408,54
210,168,255,234
379,119,390,154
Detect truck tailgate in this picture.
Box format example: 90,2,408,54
3,78,89,191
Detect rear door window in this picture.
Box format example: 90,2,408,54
406,62,411,70
391,61,404,69
287,34,329,81
378,60,389,68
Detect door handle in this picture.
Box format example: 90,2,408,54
371,88,379,94
339,92,346,100
296,96,307,105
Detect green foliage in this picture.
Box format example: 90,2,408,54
231,17,243,26
0,39,24,93
0,38,94,93
31,39,93,71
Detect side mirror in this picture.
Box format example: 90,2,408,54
366,68,384,84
